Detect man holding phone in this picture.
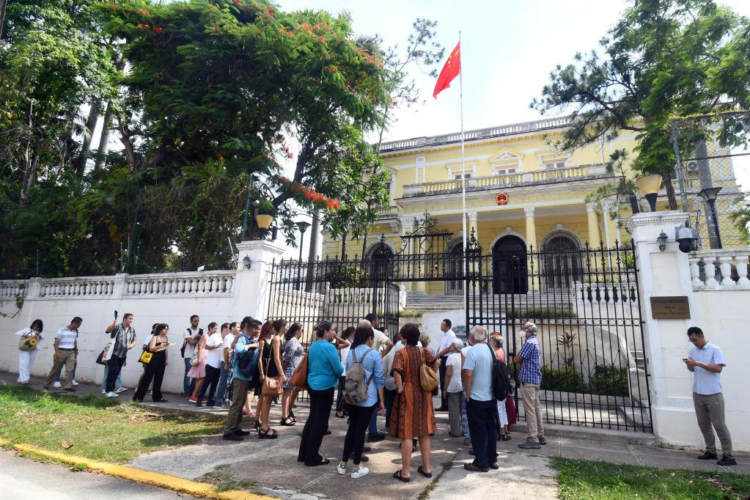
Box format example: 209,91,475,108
684,326,735,466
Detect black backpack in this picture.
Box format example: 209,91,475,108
487,343,515,401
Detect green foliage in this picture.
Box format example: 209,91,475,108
553,458,750,500
730,195,750,243
540,367,586,393
621,254,636,270
506,308,578,320
533,0,750,210
324,263,367,288
589,365,630,397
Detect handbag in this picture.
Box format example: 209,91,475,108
98,335,116,365
139,350,153,364
190,346,200,366
259,340,283,396
419,348,439,392
290,353,309,389
18,333,38,352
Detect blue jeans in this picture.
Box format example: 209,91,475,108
55,360,77,382
216,362,229,405
368,395,380,436
462,388,471,441
183,358,196,395
101,365,122,391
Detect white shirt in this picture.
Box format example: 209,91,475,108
372,328,389,353
393,340,421,354
183,327,200,359
340,340,352,376
56,327,78,349
446,352,463,393
382,348,397,391
690,342,726,395
205,332,224,369
16,327,43,341
143,334,153,349
439,329,458,355
222,333,235,366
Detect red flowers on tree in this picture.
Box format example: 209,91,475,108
276,176,341,211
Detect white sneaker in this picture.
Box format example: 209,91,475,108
336,463,347,475
351,466,369,479
115,387,127,394
53,382,62,388
72,380,79,386
101,390,106,394
106,392,119,398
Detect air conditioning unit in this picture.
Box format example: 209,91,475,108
686,161,699,172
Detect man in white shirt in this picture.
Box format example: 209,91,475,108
363,314,393,442
443,339,464,437
434,319,457,411
685,326,735,466
43,317,82,391
197,322,223,407
217,322,237,407
182,315,203,396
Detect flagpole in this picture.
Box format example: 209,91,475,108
459,31,468,318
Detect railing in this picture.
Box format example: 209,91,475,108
374,205,399,219
0,280,26,299
402,163,610,197
40,277,117,298
690,250,750,290
379,116,572,153
125,271,235,296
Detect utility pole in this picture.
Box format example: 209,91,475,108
0,0,9,40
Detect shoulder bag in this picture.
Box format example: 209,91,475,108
18,332,38,352
290,352,309,389
419,348,439,392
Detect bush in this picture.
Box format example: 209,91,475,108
589,364,629,397
540,367,586,392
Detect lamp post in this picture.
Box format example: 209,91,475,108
295,221,311,290
635,174,663,212
698,187,723,249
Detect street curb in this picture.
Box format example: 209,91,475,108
0,438,268,500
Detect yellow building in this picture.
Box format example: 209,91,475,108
321,116,743,296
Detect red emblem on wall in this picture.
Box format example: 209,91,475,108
496,193,508,205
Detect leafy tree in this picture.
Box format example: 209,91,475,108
532,0,750,209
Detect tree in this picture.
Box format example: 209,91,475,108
532,0,750,209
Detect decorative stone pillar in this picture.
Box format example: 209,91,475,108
401,216,415,292
737,256,750,286
524,207,537,251
718,256,736,286
234,240,286,321
586,202,602,248
468,211,479,242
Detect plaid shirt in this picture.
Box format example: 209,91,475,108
111,324,136,359
518,335,542,385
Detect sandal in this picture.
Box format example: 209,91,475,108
280,417,296,426
501,435,511,442
153,398,169,403
417,466,432,478
393,470,411,482
307,458,330,466
259,428,278,440
335,412,345,419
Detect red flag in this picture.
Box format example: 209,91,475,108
433,42,461,99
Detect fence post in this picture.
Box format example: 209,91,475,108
627,211,696,443
234,240,286,321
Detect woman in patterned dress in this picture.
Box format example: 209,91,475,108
389,323,440,482
281,323,304,425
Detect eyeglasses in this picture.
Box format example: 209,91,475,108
688,337,701,344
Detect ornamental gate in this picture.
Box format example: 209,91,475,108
266,215,652,432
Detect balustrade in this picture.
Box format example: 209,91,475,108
690,251,750,290
39,277,116,298
125,272,234,296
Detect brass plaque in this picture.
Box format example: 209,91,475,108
650,296,691,319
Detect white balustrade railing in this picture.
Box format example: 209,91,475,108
690,250,750,290
125,271,235,296
0,280,26,299
40,277,117,298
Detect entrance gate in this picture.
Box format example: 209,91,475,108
266,219,652,432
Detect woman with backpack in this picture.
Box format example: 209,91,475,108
389,323,440,482
490,334,511,441
336,326,384,479
298,321,343,467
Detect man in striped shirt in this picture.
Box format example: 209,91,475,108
514,322,545,449
43,317,82,391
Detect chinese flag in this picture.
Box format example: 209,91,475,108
433,42,461,98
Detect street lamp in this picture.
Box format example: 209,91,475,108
698,187,723,249
296,221,312,262
635,174,663,212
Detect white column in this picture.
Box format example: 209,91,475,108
718,257,736,286
234,240,286,321
401,216,415,292
586,202,601,248
524,207,537,250
468,211,478,242
737,256,750,286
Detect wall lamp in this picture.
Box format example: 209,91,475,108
242,256,252,269
657,231,668,251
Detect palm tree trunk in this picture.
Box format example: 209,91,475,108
0,0,9,40
75,100,101,175
94,103,113,170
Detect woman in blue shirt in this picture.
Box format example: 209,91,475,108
298,321,343,466
337,326,385,479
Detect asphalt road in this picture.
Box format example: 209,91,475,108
0,449,196,499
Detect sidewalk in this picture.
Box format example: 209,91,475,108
2,371,748,499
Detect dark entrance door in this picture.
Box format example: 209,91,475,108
492,236,528,294
445,243,464,295
542,235,582,290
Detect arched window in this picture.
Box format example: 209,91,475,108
542,234,582,289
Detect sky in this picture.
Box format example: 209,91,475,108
273,0,750,259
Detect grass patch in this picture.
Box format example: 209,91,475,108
552,458,750,500
198,471,258,493
0,385,224,463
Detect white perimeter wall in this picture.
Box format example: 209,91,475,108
0,294,236,393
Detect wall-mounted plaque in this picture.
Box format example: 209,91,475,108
650,296,691,319
496,193,508,205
